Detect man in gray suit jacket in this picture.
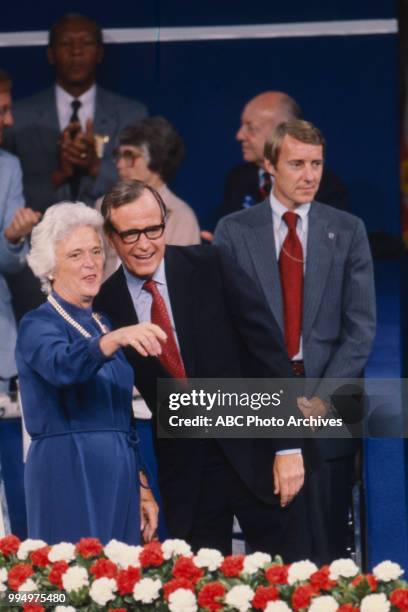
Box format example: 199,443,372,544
4,14,147,316
0,70,39,390
214,119,376,563
5,14,147,212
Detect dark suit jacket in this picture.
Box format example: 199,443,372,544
4,85,147,212
218,162,349,221
95,245,299,535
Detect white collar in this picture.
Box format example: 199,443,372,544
55,83,97,108
269,190,311,228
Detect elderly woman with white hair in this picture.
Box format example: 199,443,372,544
15,202,167,545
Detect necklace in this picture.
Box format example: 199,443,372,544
47,294,107,338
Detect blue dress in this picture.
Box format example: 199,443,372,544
15,292,141,545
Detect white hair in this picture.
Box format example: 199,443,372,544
28,202,104,294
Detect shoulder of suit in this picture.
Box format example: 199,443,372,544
312,200,364,228
0,148,20,168
217,200,270,227
12,88,54,114
96,86,148,116
226,162,258,181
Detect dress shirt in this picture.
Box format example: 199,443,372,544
269,191,311,361
56,84,96,131
123,259,180,349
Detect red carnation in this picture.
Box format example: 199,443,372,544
198,582,226,611
90,558,118,579
291,584,314,611
8,563,34,591
390,588,408,610
48,560,69,589
0,534,21,557
173,556,204,584
163,577,194,600
76,537,103,558
252,585,279,609
352,573,378,592
117,566,141,596
337,605,360,612
265,564,289,585
108,609,128,612
220,554,245,577
23,606,45,612
30,546,51,567
139,541,164,568
310,565,336,591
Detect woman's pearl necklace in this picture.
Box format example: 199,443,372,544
47,294,107,338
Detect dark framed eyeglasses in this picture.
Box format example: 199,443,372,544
110,223,165,244
112,147,142,166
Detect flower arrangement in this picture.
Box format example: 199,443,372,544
0,535,407,611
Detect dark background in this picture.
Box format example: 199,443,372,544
0,0,399,232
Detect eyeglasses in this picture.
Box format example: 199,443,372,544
110,223,165,244
112,147,142,166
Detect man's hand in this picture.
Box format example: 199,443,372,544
201,230,214,242
297,396,329,419
4,208,41,244
53,119,100,188
273,452,304,507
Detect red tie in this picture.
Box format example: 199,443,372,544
143,279,186,379
279,212,304,358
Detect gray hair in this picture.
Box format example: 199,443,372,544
28,202,104,294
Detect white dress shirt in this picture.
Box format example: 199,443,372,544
55,84,96,131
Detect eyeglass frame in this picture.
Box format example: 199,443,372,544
112,147,143,166
108,222,166,244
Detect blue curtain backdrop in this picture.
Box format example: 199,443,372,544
1,0,404,567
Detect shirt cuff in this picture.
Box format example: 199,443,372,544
276,448,302,455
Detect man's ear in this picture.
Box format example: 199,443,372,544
106,232,116,250
263,158,276,177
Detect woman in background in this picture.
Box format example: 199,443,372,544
16,202,166,544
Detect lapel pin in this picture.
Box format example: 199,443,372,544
328,232,335,240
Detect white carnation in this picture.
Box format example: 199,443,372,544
89,577,117,606
373,560,404,582
62,566,89,593
0,568,7,593
361,593,391,612
49,542,76,563
194,548,224,571
54,607,77,612
265,603,292,612
287,560,318,584
18,579,38,592
104,539,141,568
243,552,272,574
162,539,192,560
168,588,197,612
329,558,359,580
17,539,47,560
225,584,255,612
308,595,339,612
133,577,162,603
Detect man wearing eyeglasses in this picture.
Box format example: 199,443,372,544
95,179,309,560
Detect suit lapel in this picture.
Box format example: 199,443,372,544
303,203,336,340
164,247,196,376
243,202,284,331
94,87,116,138
34,89,60,155
107,266,140,326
